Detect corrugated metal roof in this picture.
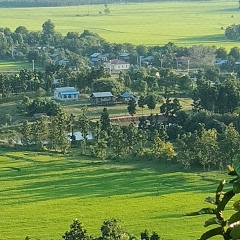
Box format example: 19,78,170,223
90,53,100,58
120,92,132,98
55,87,79,93
91,92,113,98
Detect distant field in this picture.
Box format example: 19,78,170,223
0,60,38,71
0,149,232,240
0,1,240,48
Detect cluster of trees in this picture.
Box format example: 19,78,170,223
25,218,160,240
12,91,240,171
0,65,109,97
1,19,240,72
63,219,160,240
225,24,240,41
192,74,240,114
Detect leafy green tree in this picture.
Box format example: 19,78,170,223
67,113,76,144
124,122,138,155
31,116,48,150
150,232,160,240
215,78,240,114
41,19,55,45
92,79,122,95
150,136,175,161
92,129,108,161
138,95,145,116
198,128,219,171
100,107,111,133
100,219,129,240
158,124,168,142
218,123,240,168
145,94,156,114
78,106,90,155
160,97,182,124
127,97,137,120
109,124,126,160
177,131,201,169
62,219,89,240
20,120,32,147
47,109,70,153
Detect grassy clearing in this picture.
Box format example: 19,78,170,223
0,60,37,71
0,1,239,48
0,149,232,240
59,97,193,119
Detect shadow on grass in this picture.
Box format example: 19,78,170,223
0,150,222,205
177,34,228,44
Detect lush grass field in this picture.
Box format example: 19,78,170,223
0,60,38,71
0,149,233,240
0,1,240,48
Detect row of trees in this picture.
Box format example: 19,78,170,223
2,19,240,71
192,75,240,114
25,218,160,240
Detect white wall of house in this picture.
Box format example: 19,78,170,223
54,87,79,101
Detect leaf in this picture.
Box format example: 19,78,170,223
204,217,221,227
232,200,240,211
228,212,240,225
217,190,235,213
229,223,240,239
233,180,240,194
199,227,224,240
215,180,226,204
233,155,240,177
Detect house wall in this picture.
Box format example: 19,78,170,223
54,90,78,100
112,64,130,71
91,96,114,105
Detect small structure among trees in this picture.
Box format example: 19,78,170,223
90,92,114,105
54,87,79,101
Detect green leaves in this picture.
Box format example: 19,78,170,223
199,227,224,240
233,181,240,194
204,217,221,227
233,155,240,177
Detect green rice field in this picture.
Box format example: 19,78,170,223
0,60,36,71
0,150,234,240
0,1,240,48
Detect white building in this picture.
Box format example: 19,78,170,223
54,87,79,101
105,59,130,73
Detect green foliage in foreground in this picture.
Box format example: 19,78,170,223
185,155,240,239
0,149,232,240
0,1,240,48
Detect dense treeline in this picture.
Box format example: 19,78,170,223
1,21,240,172
1,19,240,73
0,0,205,8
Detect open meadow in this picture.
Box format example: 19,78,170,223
0,149,233,240
0,1,240,48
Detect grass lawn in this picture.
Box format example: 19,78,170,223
0,60,41,71
0,1,239,49
60,97,193,120
0,149,233,240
